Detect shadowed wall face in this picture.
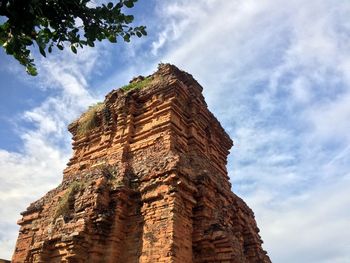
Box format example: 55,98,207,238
12,64,270,263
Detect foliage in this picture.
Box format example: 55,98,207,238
54,181,83,220
0,0,147,76
77,102,104,136
121,76,152,91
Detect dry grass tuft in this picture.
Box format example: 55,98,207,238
54,182,83,220
76,102,104,136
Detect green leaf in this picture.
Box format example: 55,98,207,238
5,41,14,55
108,35,117,43
39,46,46,57
48,46,52,53
26,65,38,76
124,1,134,8
141,28,147,36
123,33,130,42
87,40,95,47
107,2,113,9
136,31,142,38
57,44,64,50
71,45,77,54
42,19,48,27
115,2,123,8
23,36,33,45
125,15,134,23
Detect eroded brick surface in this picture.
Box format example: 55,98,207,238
12,64,271,263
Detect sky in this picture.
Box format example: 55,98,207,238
1,0,350,262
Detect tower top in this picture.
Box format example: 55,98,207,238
64,63,232,180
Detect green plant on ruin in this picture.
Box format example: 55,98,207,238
54,181,84,220
76,102,104,136
121,76,152,92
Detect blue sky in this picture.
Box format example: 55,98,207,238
1,0,350,262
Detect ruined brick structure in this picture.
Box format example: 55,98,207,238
12,64,270,263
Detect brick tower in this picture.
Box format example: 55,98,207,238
12,64,270,263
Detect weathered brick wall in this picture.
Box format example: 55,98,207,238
12,64,270,263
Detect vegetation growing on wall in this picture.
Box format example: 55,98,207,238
76,102,104,136
54,181,84,220
121,77,152,92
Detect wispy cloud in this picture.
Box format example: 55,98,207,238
150,0,350,262
0,47,102,258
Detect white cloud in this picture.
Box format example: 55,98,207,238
151,0,350,262
0,145,67,259
0,48,102,259
253,174,350,263
307,92,350,141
